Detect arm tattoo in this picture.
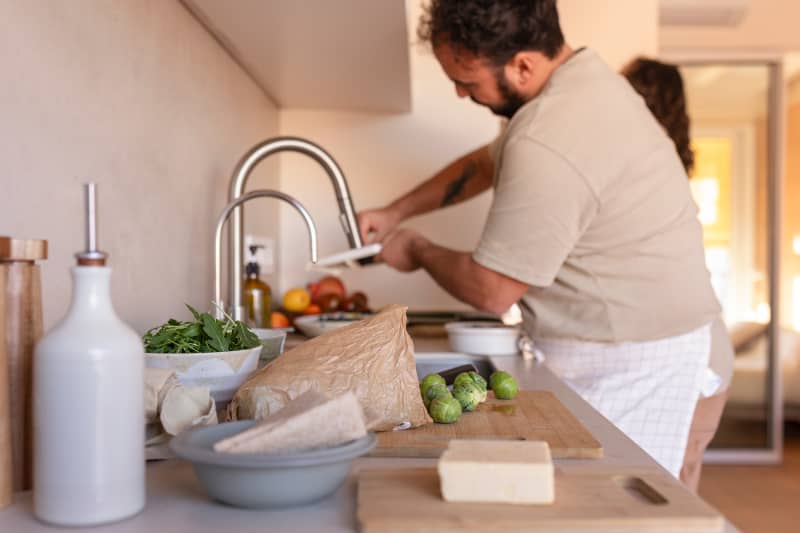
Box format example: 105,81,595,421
441,160,477,207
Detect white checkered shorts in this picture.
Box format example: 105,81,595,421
536,324,711,477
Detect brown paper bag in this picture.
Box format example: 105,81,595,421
228,304,431,431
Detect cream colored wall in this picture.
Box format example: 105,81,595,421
0,0,281,333
274,0,659,310
559,0,658,70
660,0,800,52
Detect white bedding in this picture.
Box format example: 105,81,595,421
726,325,800,420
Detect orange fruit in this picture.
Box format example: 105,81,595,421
282,287,311,313
303,303,322,315
270,311,290,328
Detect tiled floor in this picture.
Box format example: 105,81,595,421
699,424,800,533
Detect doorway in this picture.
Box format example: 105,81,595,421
677,59,784,462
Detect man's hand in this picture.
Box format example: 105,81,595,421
377,228,427,272
377,229,529,314
357,206,402,244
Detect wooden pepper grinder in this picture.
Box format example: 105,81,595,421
0,236,47,507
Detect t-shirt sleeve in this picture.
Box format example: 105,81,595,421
487,120,507,163
473,136,598,287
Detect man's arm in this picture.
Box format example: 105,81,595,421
358,144,495,242
379,229,528,315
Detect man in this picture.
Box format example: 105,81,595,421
359,0,723,479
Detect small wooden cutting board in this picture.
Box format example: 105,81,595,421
357,466,724,532
373,390,603,459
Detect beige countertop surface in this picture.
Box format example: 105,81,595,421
0,336,738,532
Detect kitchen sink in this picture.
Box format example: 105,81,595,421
414,352,495,383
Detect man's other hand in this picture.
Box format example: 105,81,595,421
357,207,402,243
377,228,427,272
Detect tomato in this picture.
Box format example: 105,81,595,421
339,297,357,312
308,276,346,304
350,291,368,311
317,293,342,313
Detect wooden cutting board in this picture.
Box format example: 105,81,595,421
373,390,603,459
357,466,724,532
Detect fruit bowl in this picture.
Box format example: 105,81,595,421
293,312,372,338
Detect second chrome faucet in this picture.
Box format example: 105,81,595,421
222,136,366,320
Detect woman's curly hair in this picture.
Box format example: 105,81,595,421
623,58,695,175
417,0,564,66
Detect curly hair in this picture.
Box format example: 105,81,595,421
623,58,694,175
417,0,564,65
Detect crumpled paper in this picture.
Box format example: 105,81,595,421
145,368,217,460
227,304,432,431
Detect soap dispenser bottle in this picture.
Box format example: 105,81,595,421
244,244,271,328
33,183,144,526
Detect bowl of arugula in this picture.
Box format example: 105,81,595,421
143,305,263,405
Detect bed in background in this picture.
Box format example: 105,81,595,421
726,322,800,421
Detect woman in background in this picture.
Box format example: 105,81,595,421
623,57,734,493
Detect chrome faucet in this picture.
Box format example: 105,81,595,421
214,189,318,320
227,137,363,321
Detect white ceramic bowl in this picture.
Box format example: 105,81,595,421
251,328,288,367
145,346,262,404
444,321,521,356
293,312,371,338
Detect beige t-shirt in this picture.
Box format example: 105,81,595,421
473,48,722,345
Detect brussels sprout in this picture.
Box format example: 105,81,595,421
453,371,487,401
420,373,446,396
490,371,519,400
423,383,452,409
454,371,487,391
429,396,462,423
452,382,482,412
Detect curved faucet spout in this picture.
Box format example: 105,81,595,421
215,189,318,320
227,136,363,320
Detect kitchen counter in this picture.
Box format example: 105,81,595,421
0,337,739,532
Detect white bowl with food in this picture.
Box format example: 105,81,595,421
444,321,521,356
145,347,261,404
169,420,376,509
143,305,264,404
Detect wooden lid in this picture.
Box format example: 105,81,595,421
0,236,48,261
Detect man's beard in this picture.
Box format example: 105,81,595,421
489,71,527,119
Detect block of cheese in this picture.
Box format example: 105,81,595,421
214,390,367,454
438,440,554,504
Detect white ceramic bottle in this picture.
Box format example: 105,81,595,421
33,184,144,526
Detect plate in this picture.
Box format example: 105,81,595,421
311,243,382,269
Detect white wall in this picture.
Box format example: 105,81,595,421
0,0,281,333
274,0,659,310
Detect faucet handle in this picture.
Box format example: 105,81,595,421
338,213,352,237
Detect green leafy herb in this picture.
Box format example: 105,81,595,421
143,304,260,354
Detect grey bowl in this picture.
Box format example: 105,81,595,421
169,421,376,509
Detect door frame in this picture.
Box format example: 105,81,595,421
663,51,786,465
